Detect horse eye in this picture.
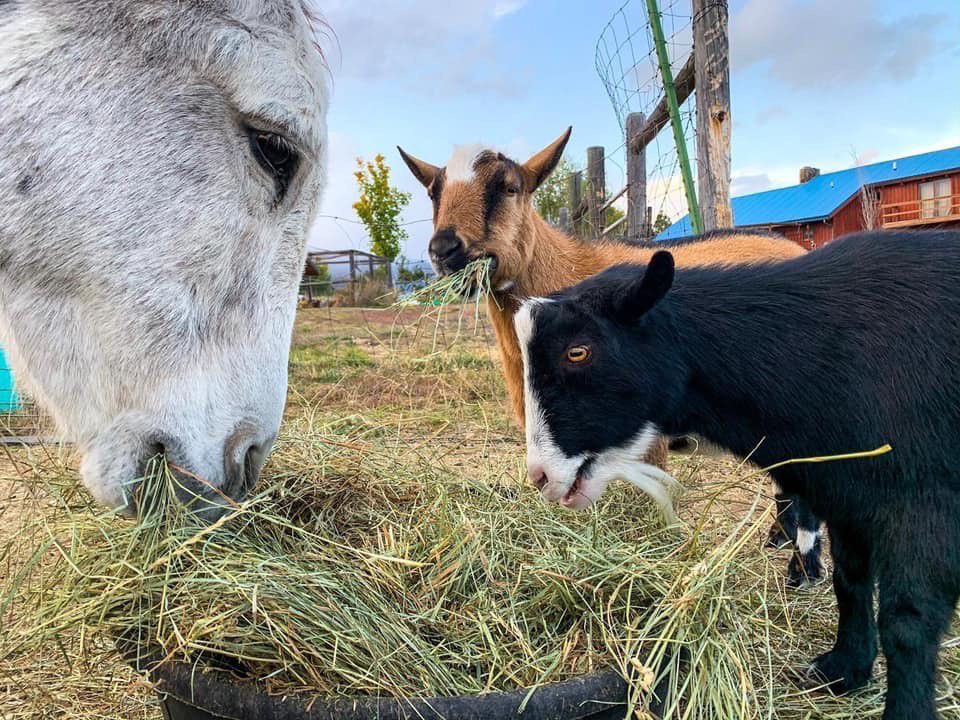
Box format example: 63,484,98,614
565,345,591,364
249,130,299,199
252,132,296,172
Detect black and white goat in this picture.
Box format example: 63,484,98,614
516,230,960,720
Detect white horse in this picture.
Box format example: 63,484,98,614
0,1,329,517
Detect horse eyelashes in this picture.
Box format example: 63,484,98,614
249,131,299,202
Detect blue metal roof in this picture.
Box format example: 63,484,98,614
656,145,960,240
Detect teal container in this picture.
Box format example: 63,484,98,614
0,347,20,412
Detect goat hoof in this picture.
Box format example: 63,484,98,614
785,568,826,589
766,525,791,550
798,650,873,694
786,553,825,589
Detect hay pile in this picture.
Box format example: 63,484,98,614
0,417,780,717
8,286,955,719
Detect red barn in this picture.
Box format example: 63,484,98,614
657,146,960,248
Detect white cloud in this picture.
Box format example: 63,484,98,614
321,0,527,98
731,0,947,89
754,105,787,126
731,173,774,196
879,124,960,158
493,1,526,18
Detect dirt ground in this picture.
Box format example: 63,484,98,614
1,305,959,719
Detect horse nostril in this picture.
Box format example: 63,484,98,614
224,428,273,502
243,440,270,494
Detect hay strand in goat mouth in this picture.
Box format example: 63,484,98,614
0,420,776,715
398,257,496,309
395,257,497,352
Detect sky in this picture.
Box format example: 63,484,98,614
308,0,960,264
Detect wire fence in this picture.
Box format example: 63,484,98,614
596,0,697,233
0,361,50,445
0,401,49,445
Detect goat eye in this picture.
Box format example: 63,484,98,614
505,184,520,196
565,345,591,364
249,130,298,197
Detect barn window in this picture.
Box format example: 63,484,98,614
920,178,952,219
803,225,815,248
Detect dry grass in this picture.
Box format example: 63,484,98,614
1,304,960,719
2,437,763,715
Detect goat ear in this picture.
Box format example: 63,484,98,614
614,251,675,319
520,127,572,192
397,146,441,189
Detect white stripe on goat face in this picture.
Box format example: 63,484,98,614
515,299,585,502
515,299,677,517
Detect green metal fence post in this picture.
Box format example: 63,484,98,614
645,0,703,234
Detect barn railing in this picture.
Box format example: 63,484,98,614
300,250,394,305
880,194,960,228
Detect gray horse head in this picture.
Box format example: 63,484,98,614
0,0,329,517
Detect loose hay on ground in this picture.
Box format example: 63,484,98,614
3,416,784,718
4,303,960,719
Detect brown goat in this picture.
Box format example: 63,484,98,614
399,129,805,447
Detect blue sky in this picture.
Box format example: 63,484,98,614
308,0,960,262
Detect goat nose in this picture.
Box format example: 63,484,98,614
527,463,549,491
429,227,463,261
223,426,274,502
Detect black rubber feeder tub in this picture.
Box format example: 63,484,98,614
121,639,654,720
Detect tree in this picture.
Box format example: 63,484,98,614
605,204,626,239
652,211,673,236
352,154,411,261
396,255,430,289
533,158,642,240
312,261,333,295
533,158,578,226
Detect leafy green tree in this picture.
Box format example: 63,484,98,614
604,204,626,239
534,157,661,241
652,211,673,236
533,158,578,226
396,255,429,288
352,154,411,261
313,262,333,294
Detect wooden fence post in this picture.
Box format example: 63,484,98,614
559,207,570,234
586,146,605,240
693,0,732,230
566,172,582,238
348,250,357,304
626,112,647,243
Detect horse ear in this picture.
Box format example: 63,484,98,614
397,146,441,189
614,251,675,320
520,127,572,193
